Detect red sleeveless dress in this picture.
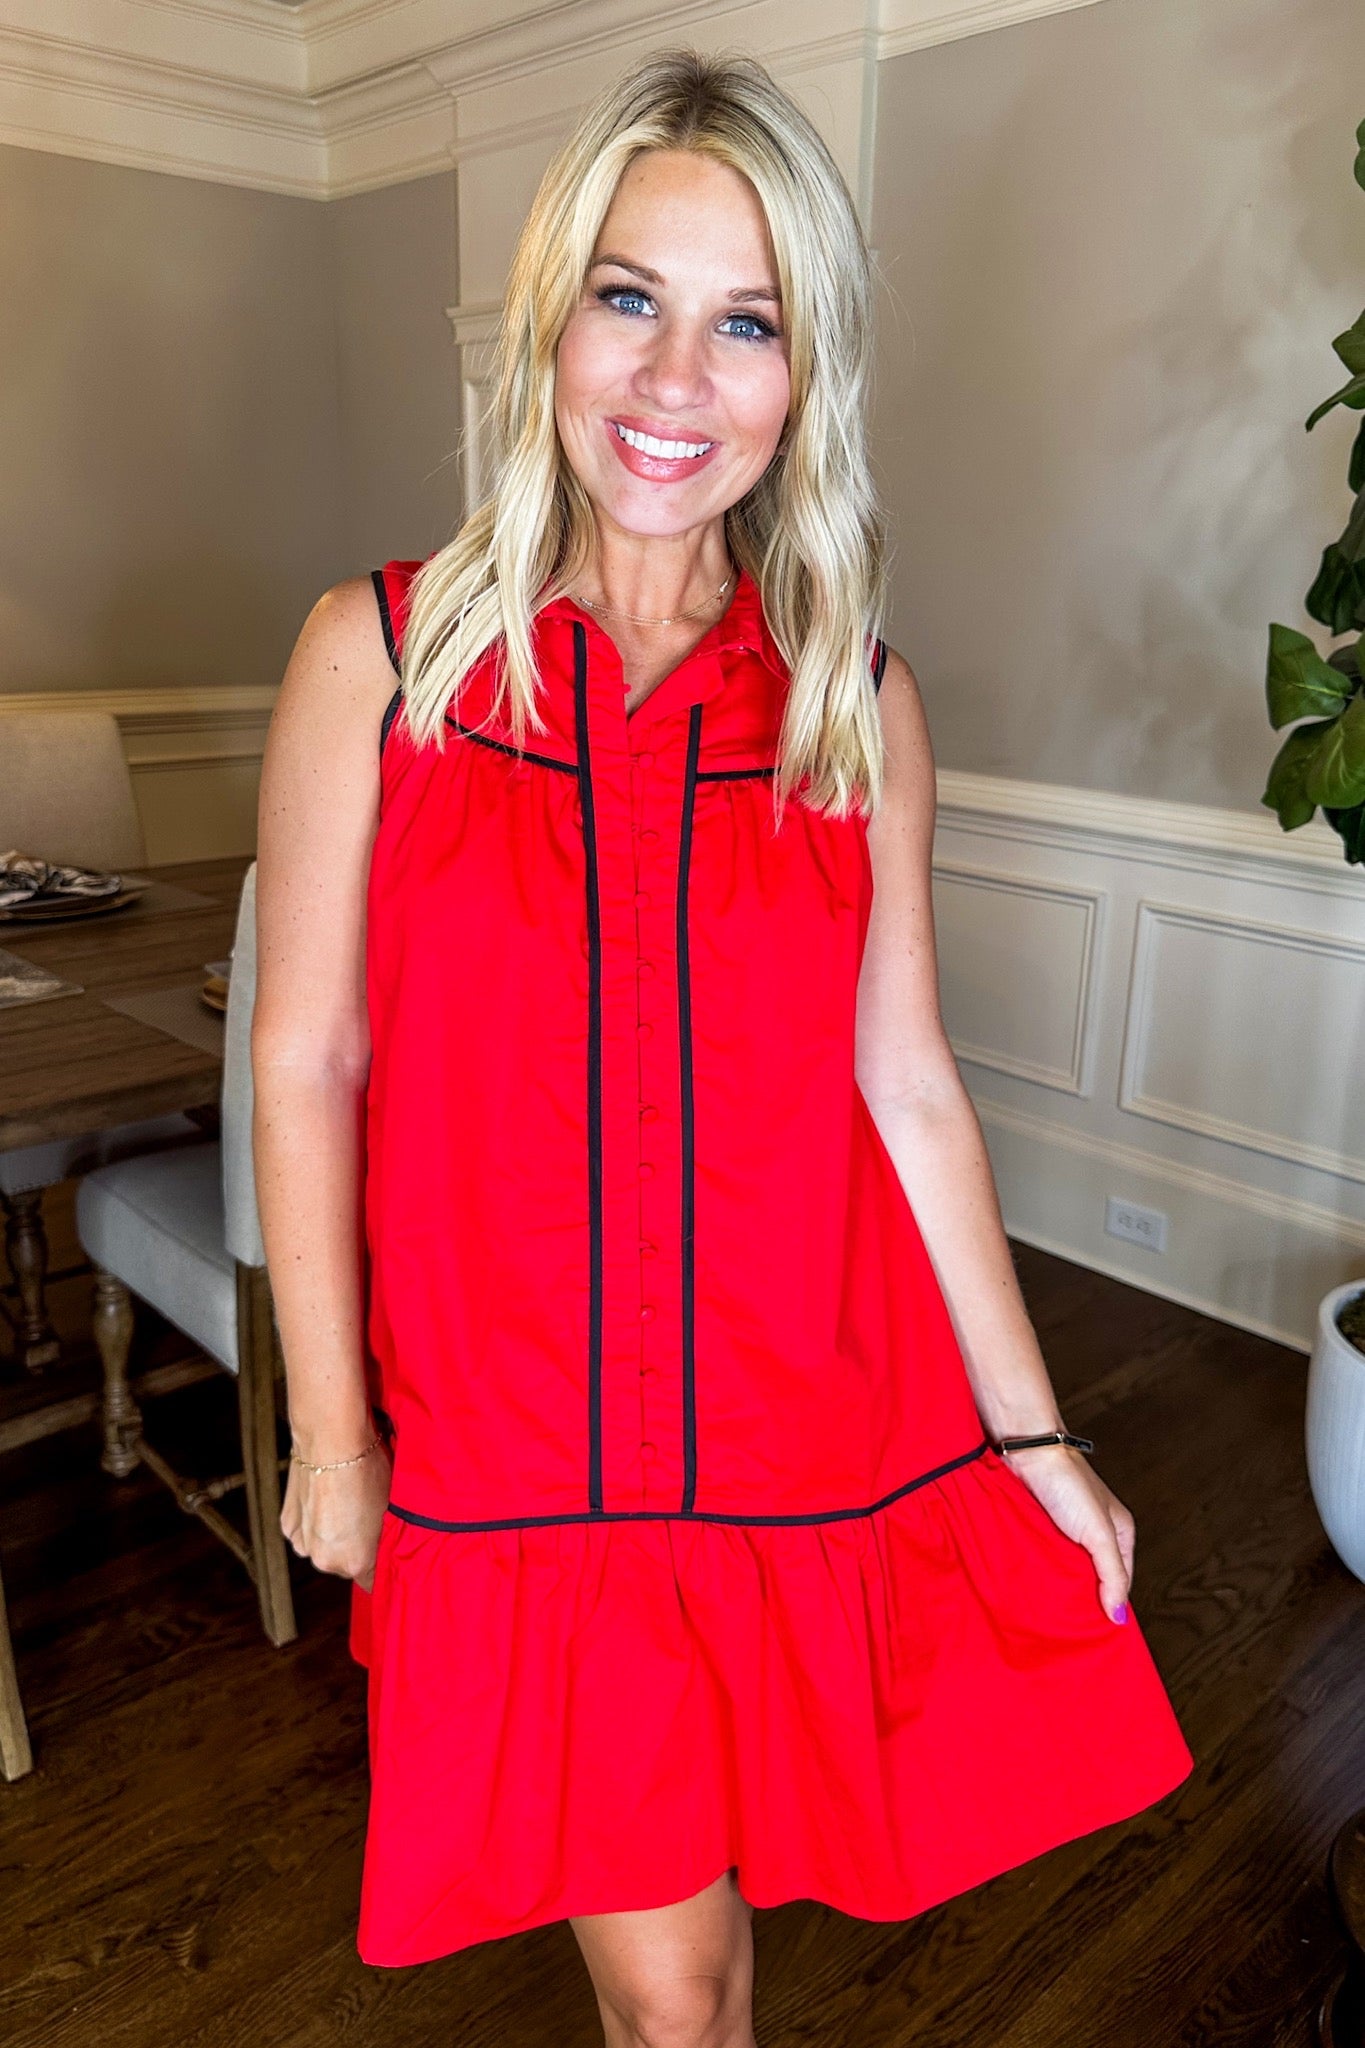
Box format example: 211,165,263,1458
348,557,1193,1966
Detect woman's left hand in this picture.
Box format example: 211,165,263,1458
1004,1444,1135,1625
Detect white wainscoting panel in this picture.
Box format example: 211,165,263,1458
932,770,1365,1352
1119,902,1365,1186
931,861,1103,1095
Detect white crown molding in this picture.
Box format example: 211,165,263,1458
0,2,306,92
877,0,1106,59
0,18,325,193
0,0,1109,197
419,0,750,95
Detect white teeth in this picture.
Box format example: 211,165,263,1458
614,423,712,460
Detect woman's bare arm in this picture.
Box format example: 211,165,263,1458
253,575,397,1584
857,649,1133,1621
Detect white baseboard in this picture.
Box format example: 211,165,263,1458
976,1093,1363,1355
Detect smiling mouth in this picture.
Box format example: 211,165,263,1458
612,422,715,460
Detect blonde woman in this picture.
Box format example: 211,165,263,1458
254,47,1193,2045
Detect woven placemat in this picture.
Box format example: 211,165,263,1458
101,983,226,1059
0,947,82,1010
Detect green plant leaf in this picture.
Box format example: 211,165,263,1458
1305,487,1365,630
1323,798,1365,862
1356,114,1365,192
1261,718,1335,828
1306,542,1365,631
1306,370,1365,430
1266,623,1353,726
1333,310,1365,376
1302,689,1365,805
1328,639,1362,681
1351,418,1365,494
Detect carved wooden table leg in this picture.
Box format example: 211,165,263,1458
2,1188,61,1374
91,1268,141,1478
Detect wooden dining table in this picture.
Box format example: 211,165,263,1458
0,856,251,1152
0,854,253,1783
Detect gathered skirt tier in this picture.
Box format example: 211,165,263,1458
348,1443,1194,1966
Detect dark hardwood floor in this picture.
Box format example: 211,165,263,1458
1,1235,1360,2047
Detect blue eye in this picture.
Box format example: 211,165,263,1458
590,283,779,343
720,312,778,343
595,285,655,317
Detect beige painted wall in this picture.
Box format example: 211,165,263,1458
0,142,345,698
5,0,1363,819
0,145,461,704
871,0,1365,810
326,171,462,573
0,142,461,860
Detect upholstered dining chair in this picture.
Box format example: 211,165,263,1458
74,862,296,1647
1,709,199,1371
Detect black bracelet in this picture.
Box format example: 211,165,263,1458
995,1429,1095,1457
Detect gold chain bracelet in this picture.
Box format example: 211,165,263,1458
289,1430,383,1473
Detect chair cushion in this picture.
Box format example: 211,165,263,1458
0,1114,202,1197
75,1143,238,1373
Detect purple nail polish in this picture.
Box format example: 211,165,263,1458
1113,1603,1128,1624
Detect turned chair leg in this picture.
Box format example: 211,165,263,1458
91,1268,142,1478
0,1561,33,1781
1,1188,61,1374
236,1264,296,1648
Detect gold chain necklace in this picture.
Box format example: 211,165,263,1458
572,566,735,628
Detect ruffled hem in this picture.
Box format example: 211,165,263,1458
349,1446,1194,1967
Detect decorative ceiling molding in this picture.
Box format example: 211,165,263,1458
0,0,1108,197
0,20,324,194
878,0,1106,59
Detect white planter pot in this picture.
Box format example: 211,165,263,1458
1305,1279,1365,1585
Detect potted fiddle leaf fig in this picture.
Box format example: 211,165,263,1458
1262,117,1365,1586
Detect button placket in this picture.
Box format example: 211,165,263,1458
583,621,713,1514
631,737,660,1471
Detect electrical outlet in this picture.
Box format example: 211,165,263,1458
1104,1196,1168,1254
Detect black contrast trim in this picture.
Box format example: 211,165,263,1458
384,1438,992,1533
443,715,577,773
872,637,888,694
371,567,401,677
573,621,605,1515
696,764,776,782
677,703,703,1513
380,686,403,757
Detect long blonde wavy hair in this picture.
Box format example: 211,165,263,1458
398,46,888,817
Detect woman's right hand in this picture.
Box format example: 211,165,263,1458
279,1439,393,1593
